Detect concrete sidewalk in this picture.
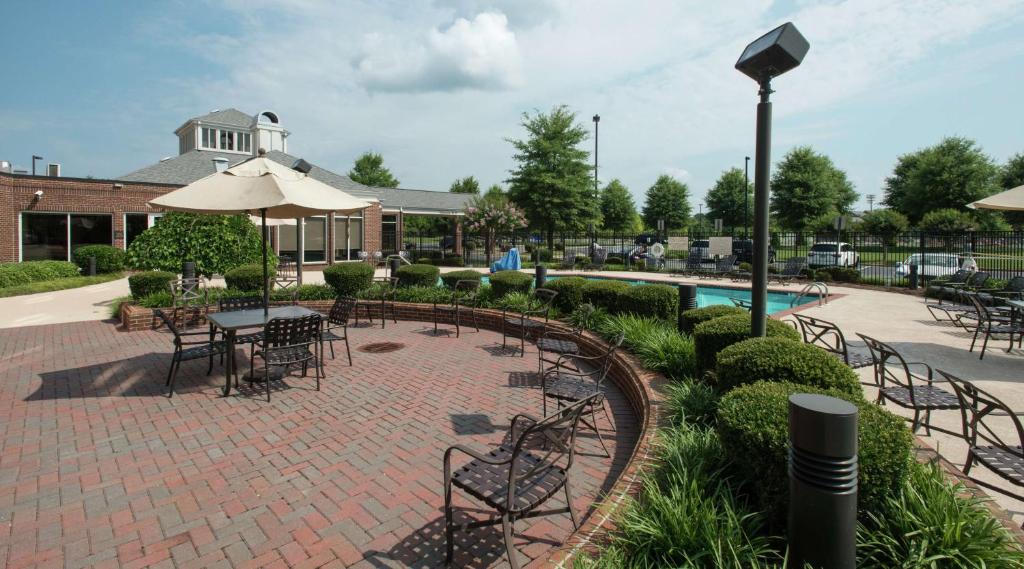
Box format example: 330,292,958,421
0,277,133,329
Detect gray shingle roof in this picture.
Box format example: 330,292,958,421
190,108,255,128
117,149,474,214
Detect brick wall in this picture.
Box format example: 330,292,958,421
363,202,382,255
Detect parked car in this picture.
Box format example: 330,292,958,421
732,239,775,264
895,253,961,278
689,240,710,262
807,242,859,267
634,233,665,246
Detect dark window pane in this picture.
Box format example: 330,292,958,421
304,217,326,263
22,213,68,261
125,214,149,249
70,215,112,256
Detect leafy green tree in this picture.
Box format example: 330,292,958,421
449,176,480,194
507,106,597,245
599,179,638,232
882,137,1000,224
482,184,507,203
859,209,909,246
770,146,858,232
919,208,977,232
348,152,400,188
1000,153,1024,227
705,167,752,230
641,175,691,231
127,213,273,276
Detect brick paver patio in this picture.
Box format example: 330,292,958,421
0,318,637,568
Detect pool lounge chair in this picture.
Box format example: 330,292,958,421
769,258,807,284
584,248,608,271
671,250,703,276
697,255,736,279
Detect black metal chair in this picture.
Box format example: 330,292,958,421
857,333,959,435
501,289,558,356
536,304,593,376
793,313,873,370
961,293,1024,359
356,277,398,328
443,393,599,569
938,271,990,304
274,256,299,292
433,280,480,338
698,254,737,279
250,314,323,402
541,333,624,458
768,257,807,284
154,309,226,398
321,296,356,365
925,268,972,302
216,295,266,380
940,370,1024,515
729,297,753,311
170,277,209,326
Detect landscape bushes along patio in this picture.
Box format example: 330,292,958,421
395,263,440,288
323,262,375,296
714,337,862,396
679,304,748,333
490,270,534,297
692,313,800,372
224,263,276,291
128,270,177,299
0,260,81,288
439,269,483,289
71,244,127,274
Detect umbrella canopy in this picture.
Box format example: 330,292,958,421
968,185,1024,212
247,215,295,227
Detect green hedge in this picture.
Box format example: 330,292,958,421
72,245,127,274
543,277,587,313
128,271,176,299
432,257,465,267
0,261,80,289
396,264,440,288
224,264,275,292
715,337,863,397
323,262,374,296
582,279,630,312
619,284,679,321
490,271,533,298
693,314,799,373
440,270,483,289
680,305,747,334
717,381,912,526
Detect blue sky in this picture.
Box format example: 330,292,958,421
2,0,1023,212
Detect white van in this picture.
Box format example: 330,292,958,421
807,242,859,268
895,254,961,278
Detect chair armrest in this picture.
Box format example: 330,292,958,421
509,413,539,439
443,444,509,467
904,361,934,382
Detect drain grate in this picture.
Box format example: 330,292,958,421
358,342,406,354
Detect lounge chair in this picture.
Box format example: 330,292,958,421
938,271,989,304
584,248,608,271
924,269,972,302
768,257,807,284
671,250,703,276
697,254,736,279
977,275,1024,306
960,293,1024,359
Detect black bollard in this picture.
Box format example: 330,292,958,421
182,261,196,280
789,394,858,569
390,257,400,278
677,284,697,332
536,265,547,289
908,263,918,290
88,256,97,277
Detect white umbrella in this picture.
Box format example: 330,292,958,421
150,151,372,312
968,185,1024,211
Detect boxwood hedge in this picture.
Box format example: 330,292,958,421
490,271,533,298
542,277,587,313
128,270,176,299
72,244,127,274
581,279,630,312
396,264,440,288
680,305,747,334
619,283,679,321
715,337,862,397
440,269,483,289
0,261,80,288
693,314,799,373
323,262,374,296
224,264,274,292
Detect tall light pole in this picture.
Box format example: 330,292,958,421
744,156,750,239
592,114,600,199
736,22,809,338
866,194,876,212
32,155,43,176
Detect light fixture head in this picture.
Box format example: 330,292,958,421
593,114,600,123
292,158,313,174
34,190,43,199
735,22,809,83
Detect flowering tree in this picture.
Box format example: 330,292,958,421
464,194,527,265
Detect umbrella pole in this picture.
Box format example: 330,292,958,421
261,209,269,316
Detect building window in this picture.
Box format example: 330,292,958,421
70,215,113,252
279,222,298,263
21,213,68,261
202,127,216,149
241,133,251,153
304,216,327,262
333,215,363,260
220,130,234,151
125,214,149,249
382,215,398,255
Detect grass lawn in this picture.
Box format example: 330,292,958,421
0,272,125,298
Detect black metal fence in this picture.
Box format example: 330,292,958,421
397,229,1024,286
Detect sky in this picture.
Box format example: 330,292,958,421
2,0,1023,212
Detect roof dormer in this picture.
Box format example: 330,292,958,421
173,108,288,156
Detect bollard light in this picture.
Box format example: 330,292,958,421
536,265,547,290
677,284,697,332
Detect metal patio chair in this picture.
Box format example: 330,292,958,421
433,280,481,338
793,313,873,370
154,309,226,398
170,277,209,326
857,333,959,435
768,257,807,284
250,313,322,402
924,268,972,303
443,393,599,569
321,296,356,365
940,370,1024,516
541,333,625,458
938,271,990,305
274,255,299,291
216,295,266,378
670,250,703,276
961,293,1024,359
977,275,1024,307
697,254,736,279
501,288,558,356
355,276,399,328
536,304,594,376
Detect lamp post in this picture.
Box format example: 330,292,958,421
592,114,600,199
744,156,751,239
736,22,809,338
866,194,875,212
698,203,704,236
32,155,43,176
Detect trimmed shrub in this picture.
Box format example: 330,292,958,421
574,255,590,265
543,277,587,313
323,262,374,296
128,270,176,299
693,314,799,372
619,284,678,321
606,255,624,265
416,257,432,264
440,270,483,289
126,212,274,276
224,264,274,292
0,261,80,288
680,305,747,334
531,248,553,263
490,270,533,298
581,279,630,312
396,263,440,288
273,284,336,301
72,245,127,274
715,337,862,396
737,262,752,272
717,381,913,526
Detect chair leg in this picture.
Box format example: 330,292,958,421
265,361,271,403
502,318,508,350
924,409,932,436
444,480,455,565
167,359,180,398
501,513,520,569
590,404,612,458
980,330,990,360
473,309,479,332
563,479,578,530
328,338,335,360
519,325,525,357
455,308,461,338
601,398,615,430
970,324,981,352
911,409,921,433
165,357,176,386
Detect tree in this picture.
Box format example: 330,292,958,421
507,106,597,245
449,176,480,194
599,179,638,232
882,137,1000,224
127,213,273,277
463,194,527,265
770,146,858,232
859,209,909,246
348,152,400,188
919,208,977,232
1000,153,1024,227
641,175,691,231
705,167,752,230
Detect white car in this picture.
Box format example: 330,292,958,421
895,253,960,278
807,242,859,268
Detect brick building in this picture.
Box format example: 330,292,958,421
2,108,471,264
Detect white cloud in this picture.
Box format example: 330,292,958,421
662,167,692,183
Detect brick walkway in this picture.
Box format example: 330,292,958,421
0,318,637,568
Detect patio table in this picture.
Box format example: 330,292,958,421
208,305,318,396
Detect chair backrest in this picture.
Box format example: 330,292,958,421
856,333,917,392
170,277,206,308
327,297,357,326
593,332,625,386
1005,275,1024,293
153,309,182,342
592,248,608,264
939,370,1024,460
968,271,990,288
782,257,806,276
965,293,995,324
794,314,850,363
716,255,737,271
527,288,559,320
263,314,322,348
685,250,702,269
506,393,601,513
946,269,973,284
219,295,264,313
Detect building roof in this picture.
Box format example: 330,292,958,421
190,108,256,129
117,149,474,214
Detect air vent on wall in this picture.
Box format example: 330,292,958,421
47,163,61,177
